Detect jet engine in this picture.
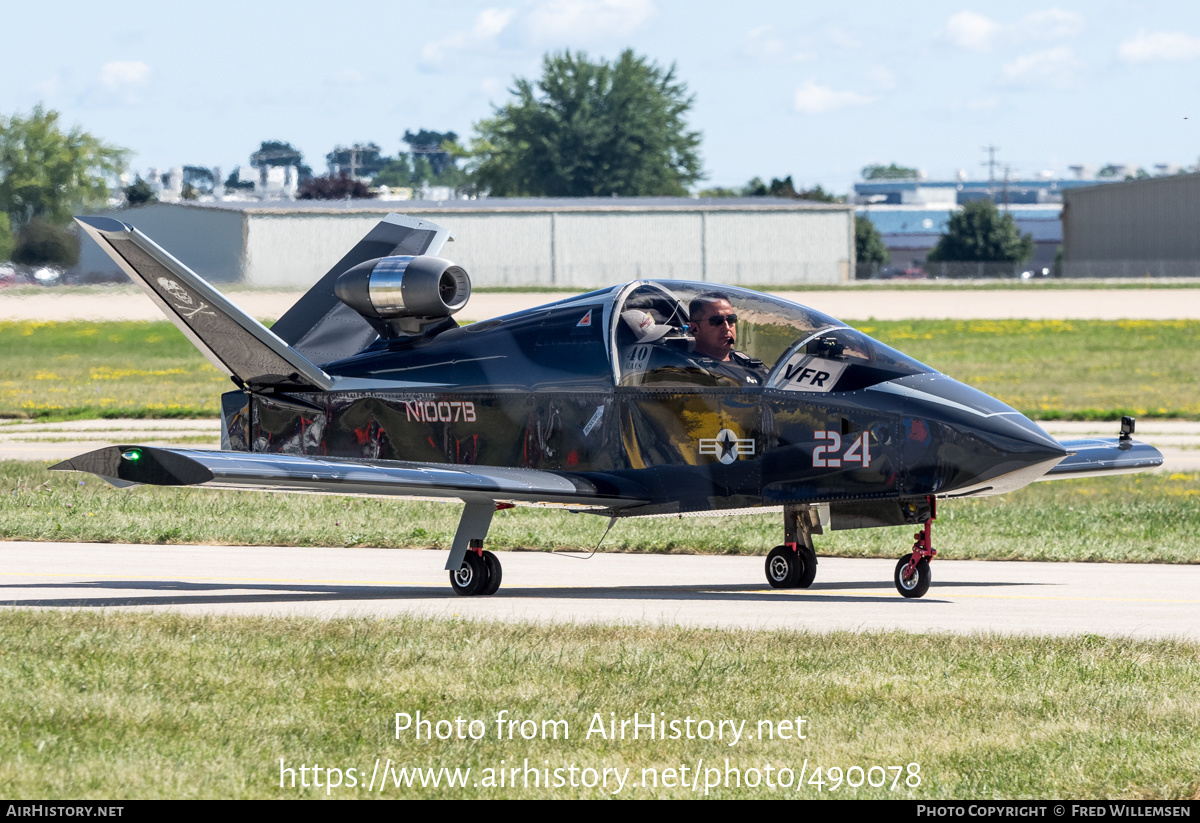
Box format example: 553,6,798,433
335,255,471,337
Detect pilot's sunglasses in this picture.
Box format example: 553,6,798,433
705,313,738,327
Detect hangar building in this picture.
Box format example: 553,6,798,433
74,198,856,288
1063,173,1200,277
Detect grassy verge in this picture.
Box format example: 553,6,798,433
4,318,1200,420
0,611,1197,799
5,461,1198,564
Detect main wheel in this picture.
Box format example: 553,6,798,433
765,546,799,588
450,551,487,596
794,547,817,589
481,550,503,596
894,555,931,598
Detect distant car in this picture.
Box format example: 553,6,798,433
0,264,18,288
32,267,62,285
1020,268,1051,280
876,265,927,280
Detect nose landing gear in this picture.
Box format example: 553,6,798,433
895,496,936,599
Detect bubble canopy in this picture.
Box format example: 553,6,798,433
613,280,933,390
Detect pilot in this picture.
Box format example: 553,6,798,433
687,292,769,386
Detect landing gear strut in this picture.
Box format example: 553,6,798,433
446,500,507,596
895,496,936,598
764,505,821,589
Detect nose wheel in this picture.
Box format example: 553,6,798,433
894,497,936,598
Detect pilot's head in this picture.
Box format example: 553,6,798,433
689,292,736,362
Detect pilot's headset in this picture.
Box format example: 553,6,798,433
620,309,672,344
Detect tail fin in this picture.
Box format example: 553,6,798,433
76,216,333,390
270,214,453,365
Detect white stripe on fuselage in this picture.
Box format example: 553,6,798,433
865,379,1021,419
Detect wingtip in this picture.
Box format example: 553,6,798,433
75,215,132,235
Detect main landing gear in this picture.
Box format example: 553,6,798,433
894,497,936,599
450,540,503,596
446,500,509,596
764,505,820,589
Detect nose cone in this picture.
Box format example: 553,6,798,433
867,374,1067,496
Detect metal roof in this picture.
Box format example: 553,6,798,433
152,196,852,216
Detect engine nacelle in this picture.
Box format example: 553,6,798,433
335,255,471,321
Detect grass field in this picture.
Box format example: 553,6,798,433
1,611,1197,799
3,318,1200,420
4,461,1198,564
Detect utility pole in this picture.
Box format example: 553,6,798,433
1001,164,1013,212
981,145,999,201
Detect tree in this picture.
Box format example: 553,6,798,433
183,166,215,193
468,49,703,197
0,213,12,261
927,200,1034,262
124,175,156,206
12,217,80,267
0,105,127,229
698,176,843,201
373,155,415,188
249,140,312,181
855,216,889,265
326,143,388,179
296,172,376,200
861,163,918,181
403,129,459,177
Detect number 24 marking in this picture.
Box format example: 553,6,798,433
813,431,871,468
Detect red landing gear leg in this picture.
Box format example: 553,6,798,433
894,496,936,598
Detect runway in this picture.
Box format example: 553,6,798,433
2,541,1197,640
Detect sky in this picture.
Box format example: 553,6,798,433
4,0,1199,193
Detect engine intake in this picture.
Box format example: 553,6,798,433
335,255,471,338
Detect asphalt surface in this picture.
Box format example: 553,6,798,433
2,541,1197,640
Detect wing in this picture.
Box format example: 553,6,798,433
50,446,650,511
75,216,333,390
1037,437,1163,480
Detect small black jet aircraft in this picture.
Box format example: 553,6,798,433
54,214,1163,598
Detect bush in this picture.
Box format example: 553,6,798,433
296,173,375,200
124,176,156,206
12,218,80,267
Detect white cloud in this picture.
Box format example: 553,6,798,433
793,81,873,114
1118,30,1200,64
945,11,1002,52
95,60,150,103
945,8,1083,52
419,8,516,71
741,25,813,64
1022,8,1084,40
524,0,654,42
1001,46,1081,88
99,61,150,92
